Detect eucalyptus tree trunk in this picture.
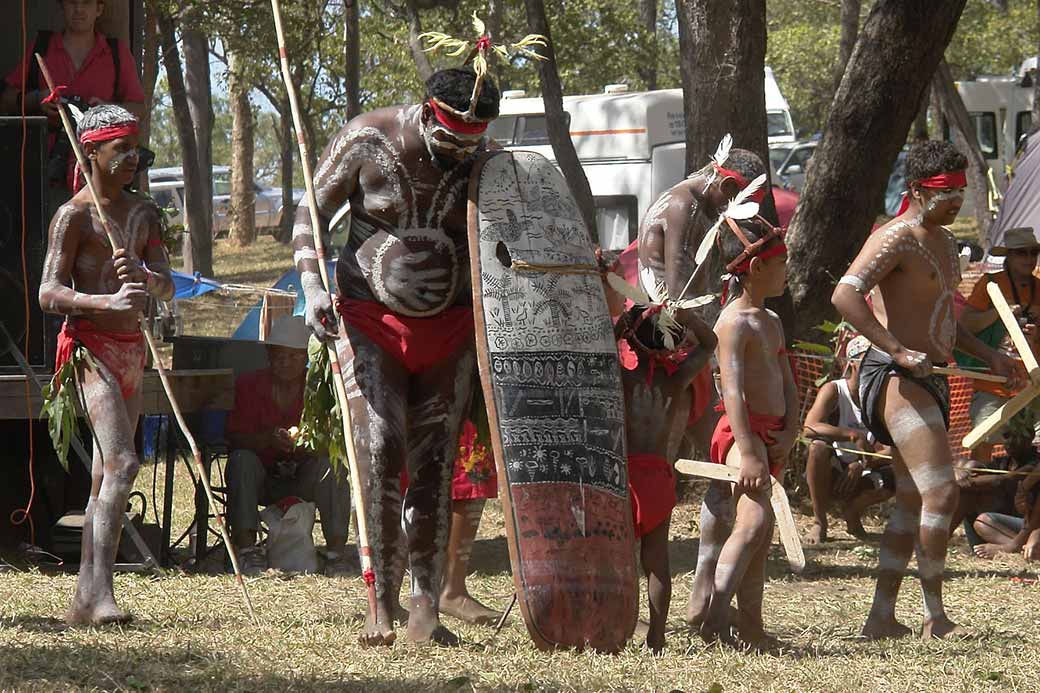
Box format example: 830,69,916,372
786,0,968,338
344,0,362,120
229,51,256,247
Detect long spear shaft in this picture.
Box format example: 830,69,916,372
34,54,257,624
269,0,378,622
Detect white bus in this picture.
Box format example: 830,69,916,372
488,70,796,251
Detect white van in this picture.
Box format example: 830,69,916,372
489,70,796,251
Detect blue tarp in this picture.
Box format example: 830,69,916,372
230,260,336,340
171,270,222,299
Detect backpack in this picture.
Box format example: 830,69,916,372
27,30,122,102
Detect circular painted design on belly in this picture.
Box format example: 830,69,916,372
368,228,459,316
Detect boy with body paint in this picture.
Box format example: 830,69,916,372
293,68,500,647
687,215,798,649
38,105,173,624
612,300,716,653
832,140,1021,640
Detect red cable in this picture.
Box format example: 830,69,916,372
11,0,36,545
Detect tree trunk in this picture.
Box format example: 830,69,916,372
638,0,658,91
1034,0,1040,124
913,83,930,141
933,59,992,244
786,0,967,339
344,0,362,120
229,51,256,247
676,0,776,223
404,0,433,81
139,7,159,153
523,0,598,244
276,106,296,244
182,26,214,230
156,9,212,276
835,0,861,91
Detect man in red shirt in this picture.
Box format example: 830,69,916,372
1,0,145,214
225,316,352,576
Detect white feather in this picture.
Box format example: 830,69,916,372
606,271,650,306
673,294,716,310
639,266,658,297
726,201,760,220
712,133,733,168
67,102,84,125
695,218,723,265
728,173,767,209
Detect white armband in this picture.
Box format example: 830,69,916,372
838,275,868,293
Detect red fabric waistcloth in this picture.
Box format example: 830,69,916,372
54,319,145,400
628,453,677,538
687,366,714,426
709,406,786,478
336,298,475,375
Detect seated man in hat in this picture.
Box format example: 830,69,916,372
803,335,895,544
957,227,1040,467
224,315,352,576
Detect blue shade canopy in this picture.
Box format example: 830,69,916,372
171,270,222,299
231,260,337,341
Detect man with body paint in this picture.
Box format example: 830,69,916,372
38,104,173,625
832,140,1021,640
689,214,798,649
293,68,500,646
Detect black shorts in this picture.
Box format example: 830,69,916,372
858,348,950,447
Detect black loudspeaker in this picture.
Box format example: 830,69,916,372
0,116,59,372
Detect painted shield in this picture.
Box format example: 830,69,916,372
468,150,637,652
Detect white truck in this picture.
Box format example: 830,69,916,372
488,68,796,251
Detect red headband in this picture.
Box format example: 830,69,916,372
896,170,967,215
721,215,787,274
728,240,787,275
427,99,489,136
713,163,767,203
79,123,139,145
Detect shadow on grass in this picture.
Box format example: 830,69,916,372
0,641,504,692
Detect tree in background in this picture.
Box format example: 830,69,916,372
786,0,968,339
229,50,257,246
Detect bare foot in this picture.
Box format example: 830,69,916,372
359,613,396,647
90,599,132,626
439,592,502,626
806,522,827,545
645,629,665,655
973,543,1014,560
843,515,868,540
406,597,460,646
700,621,741,649
922,616,969,640
685,589,710,629
392,602,410,625
64,603,92,626
738,627,781,653
861,616,912,640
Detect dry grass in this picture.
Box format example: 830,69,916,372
2,465,1040,692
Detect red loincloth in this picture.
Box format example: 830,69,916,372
709,406,786,479
54,319,146,399
336,298,474,375
627,453,677,538
399,420,498,500
687,366,713,426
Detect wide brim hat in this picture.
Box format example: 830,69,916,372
265,315,309,350
991,227,1040,256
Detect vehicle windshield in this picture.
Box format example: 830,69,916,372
769,146,792,172
767,112,793,139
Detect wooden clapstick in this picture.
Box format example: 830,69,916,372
932,366,1007,383
963,381,1040,449
675,459,805,573
987,281,1040,380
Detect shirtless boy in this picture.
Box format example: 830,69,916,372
613,302,716,653
688,215,798,648
38,105,173,624
293,68,500,646
832,140,1020,640
803,335,894,544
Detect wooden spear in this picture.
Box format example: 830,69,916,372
269,0,378,623
34,54,257,624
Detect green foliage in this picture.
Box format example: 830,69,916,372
296,335,346,475
40,346,97,471
767,22,840,137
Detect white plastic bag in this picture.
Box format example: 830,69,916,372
261,501,318,574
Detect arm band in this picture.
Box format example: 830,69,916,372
838,275,868,293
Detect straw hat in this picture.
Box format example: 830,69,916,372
845,335,871,360
991,227,1040,256
265,315,309,350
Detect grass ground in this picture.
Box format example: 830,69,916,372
2,472,1040,692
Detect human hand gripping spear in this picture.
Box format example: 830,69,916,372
34,54,258,624
268,0,378,624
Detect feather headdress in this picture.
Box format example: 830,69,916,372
606,269,714,352
419,12,548,120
